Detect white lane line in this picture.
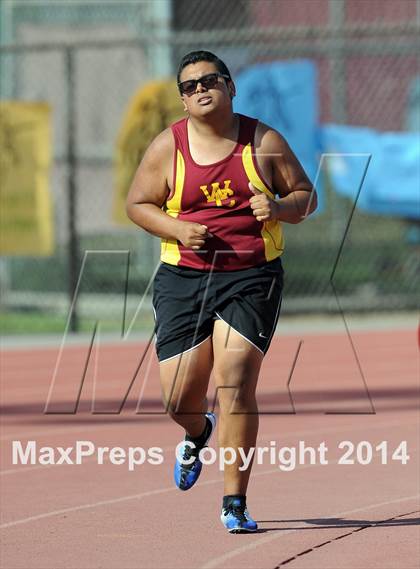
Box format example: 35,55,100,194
1,419,417,476
0,485,177,530
1,448,418,530
200,494,420,569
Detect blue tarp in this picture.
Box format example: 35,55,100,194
233,60,419,220
234,60,323,201
321,124,420,219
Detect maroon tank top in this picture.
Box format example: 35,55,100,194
160,113,284,271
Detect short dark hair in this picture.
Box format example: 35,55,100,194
176,50,232,86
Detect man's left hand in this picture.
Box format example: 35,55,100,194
248,182,279,222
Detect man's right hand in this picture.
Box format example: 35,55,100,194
176,222,213,250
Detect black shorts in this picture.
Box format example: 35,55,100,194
152,258,284,363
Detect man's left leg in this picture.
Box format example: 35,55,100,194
212,319,264,532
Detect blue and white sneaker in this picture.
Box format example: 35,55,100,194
174,412,216,491
221,497,258,533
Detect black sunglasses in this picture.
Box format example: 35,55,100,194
178,72,230,95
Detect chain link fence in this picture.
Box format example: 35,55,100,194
0,0,419,334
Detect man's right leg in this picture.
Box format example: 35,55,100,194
159,338,216,490
159,337,213,437
152,262,216,489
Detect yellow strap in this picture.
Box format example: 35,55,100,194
160,149,185,265
241,143,284,260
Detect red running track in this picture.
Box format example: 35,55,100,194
0,328,419,569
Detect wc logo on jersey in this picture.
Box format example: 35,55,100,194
200,180,236,207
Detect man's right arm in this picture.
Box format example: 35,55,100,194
125,129,180,240
125,129,211,250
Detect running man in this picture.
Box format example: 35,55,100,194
126,51,317,533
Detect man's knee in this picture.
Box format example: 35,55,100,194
163,392,207,417
216,382,257,414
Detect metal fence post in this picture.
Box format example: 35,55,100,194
328,0,348,245
65,46,79,332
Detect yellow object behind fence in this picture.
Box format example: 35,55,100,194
113,79,184,225
0,102,54,255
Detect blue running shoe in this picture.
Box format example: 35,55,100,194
221,498,258,533
174,412,216,491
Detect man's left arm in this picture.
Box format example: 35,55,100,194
250,128,318,224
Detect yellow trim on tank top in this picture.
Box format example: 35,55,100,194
160,149,185,265
241,143,284,261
